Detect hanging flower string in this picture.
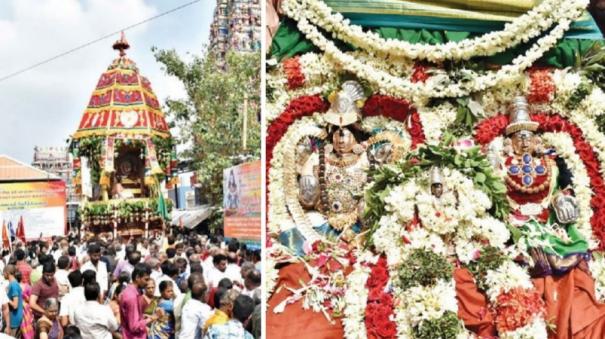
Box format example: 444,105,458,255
281,0,584,100
281,0,588,62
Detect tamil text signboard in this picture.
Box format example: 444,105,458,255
0,181,66,240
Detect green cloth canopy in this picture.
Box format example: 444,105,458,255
270,18,603,68
270,0,604,68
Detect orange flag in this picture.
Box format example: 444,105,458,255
16,216,25,243
2,220,11,251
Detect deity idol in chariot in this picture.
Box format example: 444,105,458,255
457,97,605,338
288,81,404,249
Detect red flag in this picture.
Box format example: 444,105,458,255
16,216,25,243
2,221,11,251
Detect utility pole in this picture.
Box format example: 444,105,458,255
242,92,248,151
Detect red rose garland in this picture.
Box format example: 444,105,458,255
365,256,397,339
283,56,305,90
362,95,411,121
474,113,605,248
362,95,426,148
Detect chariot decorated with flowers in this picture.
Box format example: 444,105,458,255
265,0,605,338
69,34,175,240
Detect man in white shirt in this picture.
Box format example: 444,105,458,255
55,256,71,300
80,243,109,295
73,281,118,339
59,270,86,327
205,254,229,289
146,257,162,283
52,238,69,262
202,247,219,276
154,261,182,298
178,281,212,339
241,269,261,298
224,253,242,286
174,272,204,335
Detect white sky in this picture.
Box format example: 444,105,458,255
0,0,215,163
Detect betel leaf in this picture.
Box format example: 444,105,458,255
474,172,486,184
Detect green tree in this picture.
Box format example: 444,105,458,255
153,48,260,215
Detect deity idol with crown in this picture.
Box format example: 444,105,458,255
297,81,372,241
470,96,605,337
498,97,587,276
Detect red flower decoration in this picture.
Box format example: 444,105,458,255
527,68,555,104
365,256,397,339
408,110,426,149
474,113,605,249
411,63,430,83
362,95,411,122
495,288,545,332
282,57,305,90
474,115,509,145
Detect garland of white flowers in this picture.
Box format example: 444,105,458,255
282,0,588,62
416,103,458,144
289,9,580,101
268,126,294,234
283,116,327,243
373,212,459,337
268,114,327,238
541,132,597,249
342,251,378,339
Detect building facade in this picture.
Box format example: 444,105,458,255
32,147,71,182
32,147,79,225
209,0,261,60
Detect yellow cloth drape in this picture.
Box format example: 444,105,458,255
323,0,542,21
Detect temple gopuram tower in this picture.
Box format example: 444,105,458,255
70,33,175,239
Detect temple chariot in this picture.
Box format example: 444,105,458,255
69,33,175,240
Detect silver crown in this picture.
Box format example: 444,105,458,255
505,96,538,135
430,167,443,185
324,81,365,127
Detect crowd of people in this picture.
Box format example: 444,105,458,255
0,230,262,339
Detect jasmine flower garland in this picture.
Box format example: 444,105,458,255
282,0,588,62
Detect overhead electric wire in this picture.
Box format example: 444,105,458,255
0,0,201,84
